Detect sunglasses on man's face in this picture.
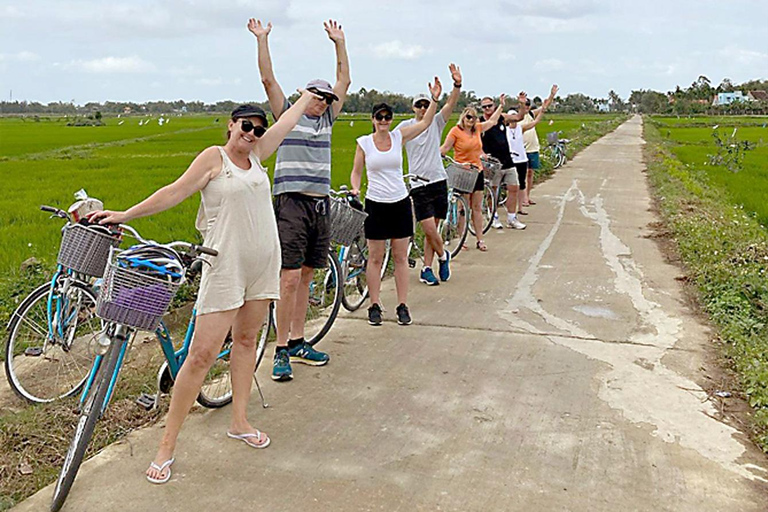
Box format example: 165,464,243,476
240,119,267,138
375,113,393,121
309,89,335,105
481,104,495,110
414,101,430,109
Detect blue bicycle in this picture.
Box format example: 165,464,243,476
5,206,119,404
50,225,262,511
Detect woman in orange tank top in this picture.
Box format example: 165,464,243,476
441,96,505,251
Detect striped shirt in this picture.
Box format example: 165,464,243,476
273,99,336,196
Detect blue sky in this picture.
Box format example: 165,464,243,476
1,0,766,105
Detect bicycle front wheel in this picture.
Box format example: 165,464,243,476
468,183,496,236
51,339,122,512
5,280,100,404
306,254,342,345
440,194,470,258
342,238,371,312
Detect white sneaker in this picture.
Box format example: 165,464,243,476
507,218,526,230
491,214,504,229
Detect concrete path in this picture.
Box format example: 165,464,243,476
16,116,768,511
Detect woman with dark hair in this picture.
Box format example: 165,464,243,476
350,79,442,327
440,96,505,251
91,90,320,484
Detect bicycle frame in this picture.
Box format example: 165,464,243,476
75,309,215,415
45,266,89,347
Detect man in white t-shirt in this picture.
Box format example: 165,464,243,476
395,63,463,286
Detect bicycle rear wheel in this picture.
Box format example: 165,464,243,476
5,280,100,404
341,238,370,312
51,338,122,512
197,308,272,408
440,194,470,258
273,254,341,346
468,183,496,236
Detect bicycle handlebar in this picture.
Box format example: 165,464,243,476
117,224,218,259
404,173,430,183
40,205,70,221
442,155,479,171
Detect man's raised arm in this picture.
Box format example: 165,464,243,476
248,18,287,119
324,19,351,118
440,63,463,123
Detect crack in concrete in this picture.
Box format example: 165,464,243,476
335,317,697,351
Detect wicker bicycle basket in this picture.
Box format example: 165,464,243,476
546,131,559,145
330,198,368,246
481,157,503,182
57,223,121,277
96,249,183,331
445,163,479,193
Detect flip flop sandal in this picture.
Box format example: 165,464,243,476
146,458,175,485
517,210,529,215
528,200,537,205
227,430,271,449
476,241,488,252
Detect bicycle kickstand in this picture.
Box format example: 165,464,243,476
252,374,269,408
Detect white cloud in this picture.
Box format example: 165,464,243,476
718,45,768,66
372,41,428,60
499,0,601,19
0,51,40,62
195,77,242,86
534,58,565,72
68,56,156,73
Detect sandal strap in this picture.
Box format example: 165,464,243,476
149,458,175,471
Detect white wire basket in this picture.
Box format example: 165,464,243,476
330,199,368,246
57,223,121,277
96,249,183,331
445,163,479,193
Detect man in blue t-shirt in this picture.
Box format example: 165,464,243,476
249,18,351,382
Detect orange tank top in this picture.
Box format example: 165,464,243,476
449,125,483,169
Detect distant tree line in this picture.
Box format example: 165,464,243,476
2,76,766,117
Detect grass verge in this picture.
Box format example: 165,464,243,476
643,118,768,450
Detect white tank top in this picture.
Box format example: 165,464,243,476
356,130,408,203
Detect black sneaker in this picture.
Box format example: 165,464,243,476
368,303,383,326
396,303,412,325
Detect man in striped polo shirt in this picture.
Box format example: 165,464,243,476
249,18,351,382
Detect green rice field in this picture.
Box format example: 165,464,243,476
0,113,621,277
650,116,768,225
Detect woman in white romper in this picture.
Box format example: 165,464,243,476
91,91,320,484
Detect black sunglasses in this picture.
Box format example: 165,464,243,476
240,119,267,137
481,104,495,109
414,101,430,109
309,88,335,105
374,113,393,121
465,115,476,121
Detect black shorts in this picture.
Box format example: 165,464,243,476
410,179,448,222
514,162,528,191
364,196,414,240
274,193,331,269
473,170,485,192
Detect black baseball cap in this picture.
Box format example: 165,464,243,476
372,102,393,117
230,104,269,126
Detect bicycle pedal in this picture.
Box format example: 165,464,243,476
136,393,157,410
24,347,43,357
408,258,416,268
